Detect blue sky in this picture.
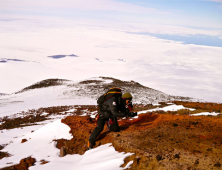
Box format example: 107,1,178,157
115,0,222,28
0,0,222,29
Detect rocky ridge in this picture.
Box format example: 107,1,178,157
16,79,70,94
13,77,194,104
64,76,194,104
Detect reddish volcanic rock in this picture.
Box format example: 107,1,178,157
0,156,36,170
59,111,222,169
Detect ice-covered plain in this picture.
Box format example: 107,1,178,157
0,17,222,102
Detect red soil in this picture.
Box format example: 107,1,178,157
59,112,222,169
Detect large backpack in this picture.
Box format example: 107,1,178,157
97,87,122,108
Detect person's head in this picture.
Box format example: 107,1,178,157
122,92,133,111
122,92,132,105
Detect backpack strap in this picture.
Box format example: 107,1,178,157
105,87,122,95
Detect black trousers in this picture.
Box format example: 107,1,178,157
89,116,120,145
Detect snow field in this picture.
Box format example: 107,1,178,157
0,119,133,170
30,143,133,170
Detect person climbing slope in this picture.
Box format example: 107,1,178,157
88,87,137,149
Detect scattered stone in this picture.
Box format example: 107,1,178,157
60,146,66,157
193,150,202,154
21,139,28,143
6,162,13,164
20,156,36,167
136,157,141,164
156,155,162,161
194,159,199,165
214,162,221,168
191,122,199,125
131,157,141,167
174,154,180,159
40,159,50,165
206,148,212,152
173,123,178,127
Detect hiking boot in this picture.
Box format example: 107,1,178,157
87,141,94,150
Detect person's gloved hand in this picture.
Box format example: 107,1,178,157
128,112,137,117
127,102,133,111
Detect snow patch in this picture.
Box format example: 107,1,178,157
40,112,49,116
30,143,133,170
0,119,72,168
137,104,195,115
191,112,220,116
152,103,161,106
0,118,133,170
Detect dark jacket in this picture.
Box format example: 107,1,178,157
100,96,129,118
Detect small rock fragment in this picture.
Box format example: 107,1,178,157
60,146,66,157
194,159,199,165
156,154,162,161
174,154,180,159
214,162,221,168
21,139,27,143
173,123,178,127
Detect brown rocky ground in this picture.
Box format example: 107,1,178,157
1,102,222,169
0,157,36,170
0,145,10,160
0,105,98,130
57,102,222,170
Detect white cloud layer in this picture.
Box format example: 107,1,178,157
0,22,222,102
1,14,222,36
0,0,163,14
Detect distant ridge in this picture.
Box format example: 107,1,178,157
65,77,193,104
14,77,194,104
16,79,70,94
